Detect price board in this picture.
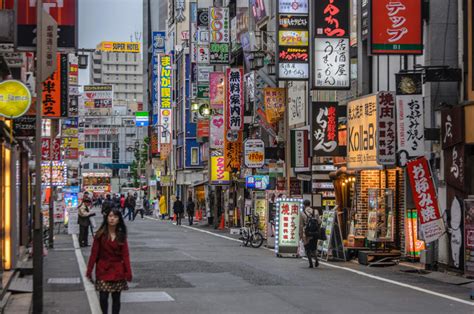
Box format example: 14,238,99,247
244,139,265,168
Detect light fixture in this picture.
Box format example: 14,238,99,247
199,103,211,118
191,102,200,112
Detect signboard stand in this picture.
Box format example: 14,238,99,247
317,208,346,261
275,198,302,258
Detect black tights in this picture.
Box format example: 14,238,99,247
99,291,121,314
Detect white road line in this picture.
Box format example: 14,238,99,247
72,234,101,314
145,216,474,306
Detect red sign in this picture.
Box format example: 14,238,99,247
226,68,244,131
197,119,210,138
314,0,350,38
407,157,445,243
41,138,61,161
41,139,51,160
279,47,309,62
371,0,423,54
42,54,62,117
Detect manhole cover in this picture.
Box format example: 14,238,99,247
47,277,81,284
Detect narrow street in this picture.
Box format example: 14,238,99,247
43,217,473,314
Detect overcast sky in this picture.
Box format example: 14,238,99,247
78,0,143,86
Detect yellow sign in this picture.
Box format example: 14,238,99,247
0,80,32,118
278,30,309,46
347,95,379,170
97,41,141,53
210,155,230,185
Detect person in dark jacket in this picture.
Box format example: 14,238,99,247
87,208,132,314
173,196,184,226
123,193,135,221
78,198,93,247
299,200,322,268
186,197,195,226
101,194,113,215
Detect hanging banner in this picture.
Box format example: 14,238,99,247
371,0,423,54
347,95,379,169
42,54,61,117
288,81,306,126
406,157,446,244
263,88,286,124
159,54,172,146
226,68,244,131
314,38,350,89
396,95,425,162
209,7,229,43
210,155,230,185
210,114,225,149
275,198,302,255
291,130,309,168
210,72,225,109
244,139,265,168
376,91,396,165
312,102,339,156
314,0,350,38
224,132,243,172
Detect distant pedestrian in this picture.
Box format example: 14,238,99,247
153,195,160,219
173,196,184,226
299,200,321,268
123,193,135,221
120,194,126,214
78,198,93,247
101,194,113,216
87,208,132,314
186,197,195,226
159,193,167,220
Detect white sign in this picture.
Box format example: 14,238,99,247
197,29,210,44
197,66,213,82
196,45,210,64
314,38,350,89
244,139,265,168
278,63,309,80
209,7,230,43
396,95,425,158
376,92,396,165
288,81,306,126
278,0,309,14
210,114,225,149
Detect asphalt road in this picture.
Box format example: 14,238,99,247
76,217,473,314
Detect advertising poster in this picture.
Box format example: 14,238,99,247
371,0,423,54
287,81,306,126
314,38,350,89
210,155,230,185
61,118,79,137
226,68,244,131
210,114,225,149
275,198,302,255
210,72,225,109
376,92,396,165
246,175,269,190
41,161,67,186
407,157,446,243
278,30,309,46
291,130,309,168
312,102,339,156
263,88,286,124
244,139,265,168
347,95,379,169
83,85,113,109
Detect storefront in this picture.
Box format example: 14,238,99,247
82,172,111,196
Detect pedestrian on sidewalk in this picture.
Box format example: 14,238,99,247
186,196,195,226
173,196,184,225
152,194,160,219
299,200,321,268
78,198,94,247
120,194,125,214
123,193,135,221
87,208,132,314
101,194,113,216
159,193,167,220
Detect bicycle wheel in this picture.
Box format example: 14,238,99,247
250,232,264,248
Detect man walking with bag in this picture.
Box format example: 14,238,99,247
299,200,322,268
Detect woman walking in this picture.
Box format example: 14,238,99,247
186,197,195,226
86,208,132,314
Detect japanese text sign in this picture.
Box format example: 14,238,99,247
312,102,339,156
314,0,350,38
278,30,309,47
226,68,244,131
276,198,302,254
210,155,230,185
396,95,425,161
264,88,286,124
371,0,423,54
42,53,61,117
278,0,308,14
314,38,350,89
224,132,243,172
244,139,265,168
441,106,464,150
288,81,306,126
407,157,445,243
291,130,309,168
209,43,229,64
159,55,172,110
376,92,396,165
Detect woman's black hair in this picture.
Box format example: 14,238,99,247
95,207,127,243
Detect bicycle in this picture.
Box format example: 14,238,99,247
240,215,264,248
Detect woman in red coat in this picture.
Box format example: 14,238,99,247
87,208,132,314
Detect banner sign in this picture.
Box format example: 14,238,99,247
278,0,308,14
407,157,445,243
291,130,309,168
376,92,396,165
97,42,140,53
209,7,229,43
197,119,210,139
42,53,62,117
152,32,165,114
210,72,225,109
246,175,269,190
347,95,379,169
152,31,166,53
279,47,309,63
312,102,339,156
371,0,423,54
396,95,425,161
209,43,229,64
278,63,309,80
210,114,225,149
226,68,244,131
159,55,172,145
275,198,302,255
61,118,78,137
13,115,36,137
314,0,350,37
244,139,265,168
197,8,209,27
224,132,243,172
263,88,286,124
314,38,350,89
210,155,230,185
288,81,306,126
278,30,309,47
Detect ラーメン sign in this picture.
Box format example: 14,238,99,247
210,155,230,185
244,139,265,168
0,80,32,118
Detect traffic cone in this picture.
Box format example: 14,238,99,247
194,209,200,221
218,215,225,230
173,214,176,222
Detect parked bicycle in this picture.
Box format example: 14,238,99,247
240,214,264,248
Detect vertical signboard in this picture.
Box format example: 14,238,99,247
42,53,61,117
226,68,244,131
209,7,229,64
314,0,350,37
159,54,173,152
210,154,230,185
291,130,309,168
210,114,225,149
376,92,396,165
312,102,339,156
263,88,286,124
224,132,243,172
371,0,423,54
288,81,306,126
275,198,302,255
210,72,225,110
152,31,166,116
406,157,446,244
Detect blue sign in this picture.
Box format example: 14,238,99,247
246,175,269,190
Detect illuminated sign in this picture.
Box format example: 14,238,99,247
98,41,141,53
0,80,32,118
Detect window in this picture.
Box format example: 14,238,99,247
115,53,119,61
191,147,199,165
125,54,128,62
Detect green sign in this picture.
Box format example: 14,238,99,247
197,85,210,99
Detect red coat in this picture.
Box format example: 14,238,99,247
86,235,132,282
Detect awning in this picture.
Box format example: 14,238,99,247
190,180,208,188
102,163,130,169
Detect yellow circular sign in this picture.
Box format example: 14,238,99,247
0,80,32,118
